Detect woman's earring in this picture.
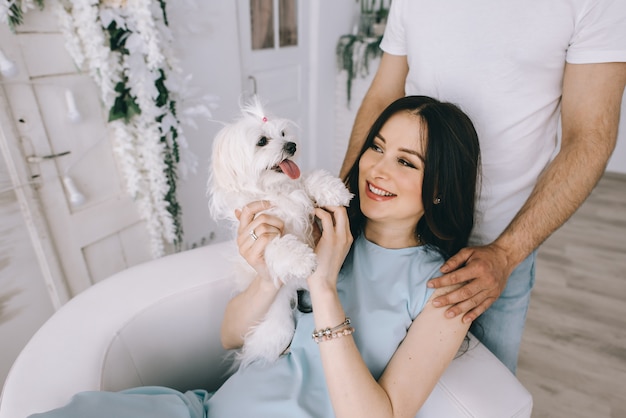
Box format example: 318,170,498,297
433,197,441,205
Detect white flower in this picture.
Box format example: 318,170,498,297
8,0,212,258
0,1,14,25
19,0,36,13
100,0,127,8
99,7,126,30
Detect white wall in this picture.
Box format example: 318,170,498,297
168,2,245,249
606,90,626,174
310,1,360,175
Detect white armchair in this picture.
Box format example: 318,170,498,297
0,241,533,418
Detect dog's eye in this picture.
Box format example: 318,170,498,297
257,136,268,147
281,131,285,137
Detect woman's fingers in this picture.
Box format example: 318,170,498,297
313,206,353,253
237,200,272,234
315,206,351,236
309,206,352,287
237,201,283,239
235,201,289,276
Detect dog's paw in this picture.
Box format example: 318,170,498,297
304,170,353,207
265,235,316,286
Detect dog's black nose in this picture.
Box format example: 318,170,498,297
283,142,296,155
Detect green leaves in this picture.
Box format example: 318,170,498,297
336,34,383,106
5,0,46,32
107,21,130,54
6,3,23,32
108,80,141,123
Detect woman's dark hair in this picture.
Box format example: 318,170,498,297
343,95,481,258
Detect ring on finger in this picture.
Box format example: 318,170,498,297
250,229,259,241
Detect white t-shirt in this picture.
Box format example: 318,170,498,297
381,0,626,244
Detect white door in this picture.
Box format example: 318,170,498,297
0,146,56,385
236,0,311,168
0,15,152,299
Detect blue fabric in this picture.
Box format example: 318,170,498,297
470,251,536,374
29,236,441,418
29,387,210,418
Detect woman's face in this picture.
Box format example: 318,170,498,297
358,111,427,233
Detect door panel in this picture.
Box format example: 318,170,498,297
237,0,310,169
30,74,121,208
0,20,152,298
252,66,300,107
17,33,76,77
83,220,150,284
70,198,144,248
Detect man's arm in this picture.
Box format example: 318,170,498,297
429,62,626,322
339,52,409,179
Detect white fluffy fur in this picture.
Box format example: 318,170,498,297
207,96,353,367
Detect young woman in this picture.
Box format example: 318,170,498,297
30,96,481,418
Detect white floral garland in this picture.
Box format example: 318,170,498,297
0,1,40,29
2,0,216,258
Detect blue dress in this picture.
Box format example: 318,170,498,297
30,236,441,418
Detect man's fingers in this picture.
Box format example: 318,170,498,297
429,244,512,323
441,294,492,319
440,247,472,273
432,282,479,307
428,269,472,289
442,297,478,319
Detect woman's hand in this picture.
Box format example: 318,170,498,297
222,200,285,349
235,200,284,284
308,206,353,290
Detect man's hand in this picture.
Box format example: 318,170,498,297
427,244,515,323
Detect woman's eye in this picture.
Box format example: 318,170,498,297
398,159,416,168
257,136,268,146
370,144,383,153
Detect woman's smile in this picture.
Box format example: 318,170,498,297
364,181,396,200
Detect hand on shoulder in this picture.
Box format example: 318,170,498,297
427,244,515,323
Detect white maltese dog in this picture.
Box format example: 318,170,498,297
208,96,353,366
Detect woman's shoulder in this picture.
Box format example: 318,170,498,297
405,246,444,317
414,245,446,278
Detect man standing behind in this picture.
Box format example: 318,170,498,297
340,0,626,374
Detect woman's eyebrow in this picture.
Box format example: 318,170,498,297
399,145,425,162
376,133,425,161
399,147,423,158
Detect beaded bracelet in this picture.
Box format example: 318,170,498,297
313,327,355,343
312,317,354,343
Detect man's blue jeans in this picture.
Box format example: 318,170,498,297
470,252,536,374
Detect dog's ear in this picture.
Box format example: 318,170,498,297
241,95,267,121
208,124,246,217
210,125,243,187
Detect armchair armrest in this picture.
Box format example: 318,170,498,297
0,241,238,418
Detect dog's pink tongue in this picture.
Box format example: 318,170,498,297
279,159,301,180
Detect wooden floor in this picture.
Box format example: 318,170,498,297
517,172,626,418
